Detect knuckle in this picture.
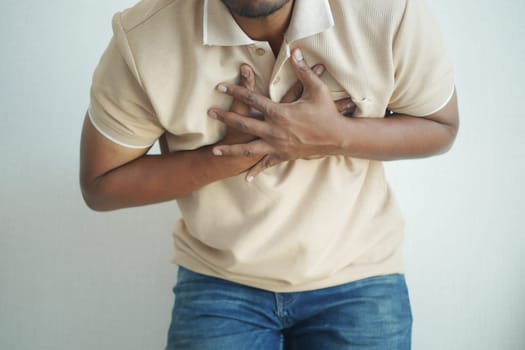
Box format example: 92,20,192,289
243,90,257,105
263,157,273,168
271,129,290,148
272,128,288,142
268,106,289,124
243,148,253,157
317,83,330,95
247,75,255,89
234,118,248,131
298,63,310,73
241,77,254,90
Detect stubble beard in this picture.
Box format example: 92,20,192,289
220,0,291,18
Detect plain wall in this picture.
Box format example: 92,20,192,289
1,0,523,349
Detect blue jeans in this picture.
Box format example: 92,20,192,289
166,267,412,349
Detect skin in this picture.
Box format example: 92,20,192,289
210,49,459,179
220,0,291,18
80,63,351,211
223,0,294,55
80,0,459,211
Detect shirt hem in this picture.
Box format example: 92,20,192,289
171,252,405,293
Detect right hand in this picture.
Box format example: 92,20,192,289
215,63,356,180
218,64,355,146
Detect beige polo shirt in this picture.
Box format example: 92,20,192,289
89,0,454,292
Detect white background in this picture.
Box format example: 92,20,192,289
1,0,524,349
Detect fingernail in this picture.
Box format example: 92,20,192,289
314,65,325,75
217,84,227,93
293,49,303,63
241,66,250,79
213,148,223,156
208,110,218,119
246,175,254,183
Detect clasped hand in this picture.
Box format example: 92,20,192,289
208,48,355,181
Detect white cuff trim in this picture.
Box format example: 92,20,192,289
421,85,456,116
87,107,154,149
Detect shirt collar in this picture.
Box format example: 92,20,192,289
203,0,335,46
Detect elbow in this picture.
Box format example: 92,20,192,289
81,189,110,212
428,98,460,157
428,123,458,158
81,192,108,212
428,88,460,156
80,178,116,212
428,125,457,157
439,114,460,155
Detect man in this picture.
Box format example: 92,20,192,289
80,0,458,348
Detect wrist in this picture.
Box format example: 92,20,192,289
327,113,354,157
198,144,260,178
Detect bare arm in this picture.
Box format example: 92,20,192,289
80,66,260,211
79,116,260,211
80,61,357,211
338,92,458,161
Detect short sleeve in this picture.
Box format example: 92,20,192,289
388,0,455,116
88,13,164,149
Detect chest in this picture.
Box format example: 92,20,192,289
143,33,395,152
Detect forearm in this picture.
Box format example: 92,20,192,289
83,146,254,211
335,113,458,161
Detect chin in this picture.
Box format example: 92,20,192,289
220,0,291,18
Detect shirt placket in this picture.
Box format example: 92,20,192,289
268,42,294,103
246,42,276,97
247,40,298,103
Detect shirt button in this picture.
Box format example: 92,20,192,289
272,76,281,85
255,48,266,56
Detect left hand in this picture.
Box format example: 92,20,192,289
208,48,352,181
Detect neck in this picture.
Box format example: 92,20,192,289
232,1,294,55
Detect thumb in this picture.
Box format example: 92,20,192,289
290,48,325,95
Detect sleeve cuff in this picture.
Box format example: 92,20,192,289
87,106,155,149
419,84,456,116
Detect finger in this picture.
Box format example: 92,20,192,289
280,80,303,103
216,83,277,118
334,97,356,116
208,109,272,138
280,64,325,103
212,139,273,158
240,64,255,89
246,155,282,182
289,48,326,95
230,64,256,115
